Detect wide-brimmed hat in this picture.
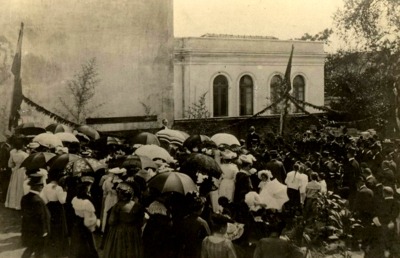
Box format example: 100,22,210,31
109,167,126,174
221,149,237,160
258,170,272,180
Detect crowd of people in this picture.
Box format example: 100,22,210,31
0,125,400,258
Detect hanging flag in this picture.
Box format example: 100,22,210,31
9,22,24,130
282,45,294,94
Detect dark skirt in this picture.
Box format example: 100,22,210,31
69,217,99,258
287,188,301,207
46,201,69,257
102,223,143,258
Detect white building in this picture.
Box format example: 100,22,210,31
174,34,325,120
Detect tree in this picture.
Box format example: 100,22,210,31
331,0,400,134
296,28,333,44
58,58,103,124
184,92,211,119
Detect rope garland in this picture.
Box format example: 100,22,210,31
210,94,286,134
22,95,80,128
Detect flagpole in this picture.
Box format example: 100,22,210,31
279,45,294,136
8,22,24,130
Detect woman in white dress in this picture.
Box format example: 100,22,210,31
218,162,239,202
100,167,123,232
5,137,29,210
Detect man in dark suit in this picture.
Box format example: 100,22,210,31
265,150,286,184
21,173,51,258
0,141,11,202
342,147,361,206
362,168,377,192
353,180,375,223
246,126,260,150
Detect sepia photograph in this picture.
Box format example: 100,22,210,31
0,0,399,257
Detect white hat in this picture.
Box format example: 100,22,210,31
108,167,126,174
258,170,272,180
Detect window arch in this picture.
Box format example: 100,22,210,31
293,75,305,113
213,75,228,117
239,75,254,116
270,74,283,114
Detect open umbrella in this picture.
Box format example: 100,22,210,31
211,133,240,146
121,155,157,170
180,153,222,181
107,136,124,145
46,123,73,133
130,132,160,146
21,152,56,172
75,125,100,141
32,133,63,149
147,171,197,195
65,157,106,177
135,144,174,163
47,153,81,178
183,135,214,151
156,129,189,146
55,132,80,143
15,123,46,137
259,179,289,210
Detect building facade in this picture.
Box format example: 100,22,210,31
174,35,325,120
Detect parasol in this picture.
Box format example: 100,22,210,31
180,153,222,182
147,171,197,195
135,144,174,163
55,132,80,143
75,125,100,141
183,135,214,151
46,123,73,133
130,132,160,146
211,133,240,146
107,136,124,145
32,133,64,149
15,123,46,137
21,152,56,172
259,179,289,210
47,153,81,178
121,155,157,170
65,157,106,177
156,129,189,146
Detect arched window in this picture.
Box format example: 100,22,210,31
293,75,305,113
213,75,228,117
270,75,283,114
239,75,254,116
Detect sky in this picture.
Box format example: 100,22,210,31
174,0,344,40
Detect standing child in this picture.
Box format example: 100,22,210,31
201,214,237,258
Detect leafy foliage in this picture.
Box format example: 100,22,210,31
296,28,333,44
301,192,360,256
140,101,156,116
58,58,103,124
185,92,211,119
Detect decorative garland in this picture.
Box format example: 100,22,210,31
22,95,80,128
292,97,346,114
325,107,392,126
287,95,323,125
210,94,286,134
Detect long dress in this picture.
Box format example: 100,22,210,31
70,196,99,258
103,201,144,258
219,163,238,202
101,176,119,232
40,182,68,257
5,149,28,210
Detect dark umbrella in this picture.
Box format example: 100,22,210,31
75,125,101,141
180,153,222,182
21,152,56,172
47,153,81,178
147,171,197,195
15,123,46,137
130,132,160,146
183,135,214,151
46,123,73,133
121,155,157,170
65,157,106,177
